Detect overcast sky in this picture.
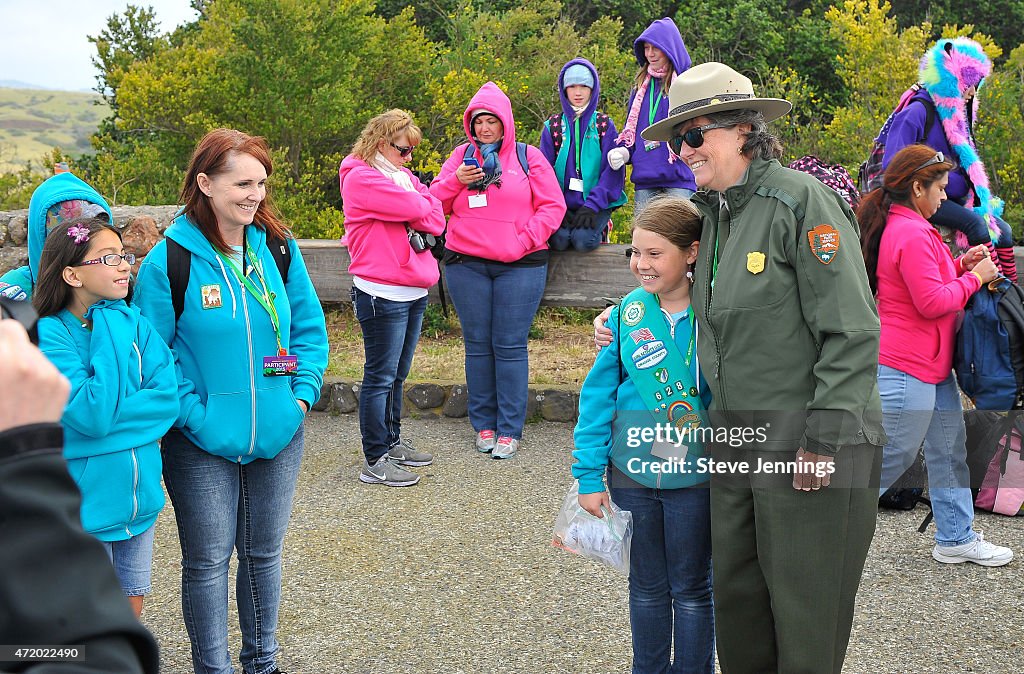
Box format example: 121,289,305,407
0,0,199,92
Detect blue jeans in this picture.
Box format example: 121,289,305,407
930,199,1013,247
162,425,305,674
634,188,695,216
444,260,547,439
351,287,427,463
100,524,156,596
610,472,714,674
877,365,976,546
549,209,613,252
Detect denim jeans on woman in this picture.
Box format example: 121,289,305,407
608,467,714,674
930,198,1014,248
162,424,305,674
444,260,547,439
634,188,695,216
877,365,977,546
351,287,427,463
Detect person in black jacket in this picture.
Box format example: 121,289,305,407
0,318,159,674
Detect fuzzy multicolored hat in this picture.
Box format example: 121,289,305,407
919,38,1003,242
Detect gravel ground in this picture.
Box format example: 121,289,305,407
144,413,1024,673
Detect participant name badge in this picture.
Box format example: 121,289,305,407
568,178,584,192
201,284,223,309
807,224,840,264
263,355,298,377
746,251,765,274
622,301,645,326
468,193,488,208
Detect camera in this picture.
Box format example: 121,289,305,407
409,229,428,253
0,297,39,345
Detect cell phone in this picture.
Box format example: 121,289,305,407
463,157,481,169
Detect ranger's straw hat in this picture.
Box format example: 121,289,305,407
642,62,792,142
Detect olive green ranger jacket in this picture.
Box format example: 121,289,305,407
690,157,885,455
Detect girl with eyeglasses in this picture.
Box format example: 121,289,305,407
860,143,1012,568
606,17,696,215
339,109,444,486
881,38,1016,281
34,215,179,619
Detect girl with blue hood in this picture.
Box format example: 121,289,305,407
607,17,697,214
34,216,178,619
540,58,627,251
0,171,112,301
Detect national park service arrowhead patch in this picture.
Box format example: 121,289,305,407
807,224,840,265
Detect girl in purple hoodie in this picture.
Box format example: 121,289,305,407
607,17,697,214
430,82,566,460
540,58,627,251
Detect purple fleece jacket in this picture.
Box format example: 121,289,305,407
881,91,969,202
539,58,625,212
620,18,696,192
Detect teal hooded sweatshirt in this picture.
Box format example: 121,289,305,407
0,173,113,300
133,215,328,463
37,299,178,541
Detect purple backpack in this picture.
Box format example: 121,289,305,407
787,155,861,210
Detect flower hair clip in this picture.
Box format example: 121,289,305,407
67,225,90,244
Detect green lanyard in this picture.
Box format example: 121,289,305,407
662,304,696,368
573,116,583,176
648,84,665,128
217,247,285,353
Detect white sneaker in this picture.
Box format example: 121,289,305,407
932,531,1013,567
475,430,496,453
492,436,519,460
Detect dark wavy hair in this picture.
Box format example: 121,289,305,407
180,128,291,253
33,216,130,318
858,144,955,294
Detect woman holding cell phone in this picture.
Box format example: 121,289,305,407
429,81,565,460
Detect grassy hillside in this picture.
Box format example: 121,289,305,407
0,88,107,171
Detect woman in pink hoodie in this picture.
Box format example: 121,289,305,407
860,144,1012,567
430,82,566,459
339,109,445,487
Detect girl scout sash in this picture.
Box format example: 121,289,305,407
618,288,705,432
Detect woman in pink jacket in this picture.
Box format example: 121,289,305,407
430,82,566,459
339,109,445,487
860,143,1012,567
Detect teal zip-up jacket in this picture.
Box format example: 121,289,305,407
134,215,328,463
0,173,112,300
573,302,712,494
37,300,177,541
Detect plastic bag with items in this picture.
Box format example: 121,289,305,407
551,481,633,576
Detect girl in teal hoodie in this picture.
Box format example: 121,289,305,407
34,216,178,619
572,197,714,673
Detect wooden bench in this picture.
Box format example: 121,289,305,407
299,240,638,308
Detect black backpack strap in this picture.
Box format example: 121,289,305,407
267,235,291,285
547,113,563,153
166,237,190,321
596,112,610,139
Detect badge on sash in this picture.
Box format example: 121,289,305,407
622,301,645,326
201,284,223,309
746,251,766,274
808,224,840,264
263,354,298,376
468,193,488,208
568,177,584,192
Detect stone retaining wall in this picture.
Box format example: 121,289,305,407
314,377,580,423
